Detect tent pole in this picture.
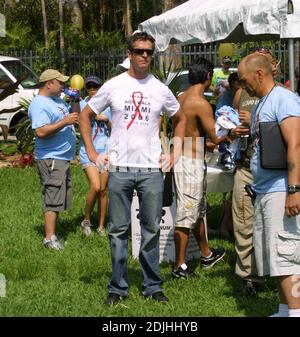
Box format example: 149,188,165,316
288,39,295,91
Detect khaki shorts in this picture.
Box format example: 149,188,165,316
254,192,300,277
35,159,72,212
173,156,206,229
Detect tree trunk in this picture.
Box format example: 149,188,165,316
70,0,83,32
58,0,65,66
164,0,174,11
152,0,157,16
164,0,184,11
135,0,140,14
4,0,15,10
41,0,49,48
113,0,118,31
123,0,133,37
99,0,109,35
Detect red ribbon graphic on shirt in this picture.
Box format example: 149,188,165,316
127,91,143,130
93,121,102,141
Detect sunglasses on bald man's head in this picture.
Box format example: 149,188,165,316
249,47,273,57
131,48,155,56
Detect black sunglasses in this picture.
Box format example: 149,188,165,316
223,56,232,63
86,83,100,90
131,48,154,56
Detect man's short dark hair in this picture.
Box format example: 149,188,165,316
127,31,155,50
188,57,214,85
228,72,240,90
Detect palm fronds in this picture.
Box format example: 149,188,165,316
151,60,183,138
15,97,35,154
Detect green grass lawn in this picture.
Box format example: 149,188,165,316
0,165,278,317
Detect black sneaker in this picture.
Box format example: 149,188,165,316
104,293,126,305
144,291,169,303
171,264,195,279
200,248,225,269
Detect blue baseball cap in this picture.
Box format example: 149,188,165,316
85,75,102,86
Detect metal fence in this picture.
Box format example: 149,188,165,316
0,49,128,81
180,40,295,83
1,40,297,83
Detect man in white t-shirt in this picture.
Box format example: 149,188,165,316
79,31,186,305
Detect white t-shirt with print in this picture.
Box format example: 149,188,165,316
88,72,179,168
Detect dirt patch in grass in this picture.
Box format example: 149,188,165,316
0,153,21,168
0,153,80,168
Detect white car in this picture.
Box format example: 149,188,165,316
0,56,38,136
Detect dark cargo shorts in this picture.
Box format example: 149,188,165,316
35,159,72,212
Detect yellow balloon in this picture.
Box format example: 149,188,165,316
70,74,84,90
218,43,234,60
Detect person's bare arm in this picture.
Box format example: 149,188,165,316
233,87,242,110
78,104,98,163
96,113,111,132
168,108,187,168
35,113,78,138
239,110,251,127
160,106,186,171
196,100,226,145
280,116,300,217
172,108,186,145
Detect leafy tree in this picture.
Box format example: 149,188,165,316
0,0,167,52
152,60,182,138
1,22,35,49
15,97,34,154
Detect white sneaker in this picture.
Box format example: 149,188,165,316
43,234,64,250
96,227,106,236
269,313,279,317
81,220,92,236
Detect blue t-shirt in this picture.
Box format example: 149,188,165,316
79,97,112,165
28,95,76,160
250,86,300,193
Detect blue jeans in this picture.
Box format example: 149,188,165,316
107,170,164,297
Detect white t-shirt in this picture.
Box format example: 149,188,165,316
88,72,180,168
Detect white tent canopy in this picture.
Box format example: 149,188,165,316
139,0,300,89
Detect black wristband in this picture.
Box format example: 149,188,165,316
287,184,300,193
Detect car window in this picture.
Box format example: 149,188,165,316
0,67,14,90
178,72,190,92
176,70,212,97
1,60,38,89
168,67,237,99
